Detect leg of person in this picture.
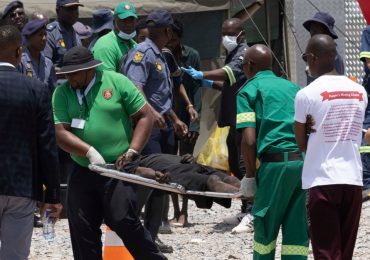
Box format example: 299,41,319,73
252,161,301,260
340,185,362,260
0,196,35,260
308,185,342,260
280,161,309,260
159,195,172,234
104,179,167,260
67,162,105,260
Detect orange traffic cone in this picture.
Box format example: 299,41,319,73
103,226,134,260
349,74,357,82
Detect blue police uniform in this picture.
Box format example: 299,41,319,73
19,48,56,94
44,21,81,68
359,25,370,189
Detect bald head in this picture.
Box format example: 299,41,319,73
223,18,243,32
0,25,22,66
305,34,336,77
243,44,272,78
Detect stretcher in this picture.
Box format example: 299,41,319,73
89,164,244,199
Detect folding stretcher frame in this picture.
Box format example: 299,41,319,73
89,164,244,199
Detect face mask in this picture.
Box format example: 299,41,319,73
222,31,243,52
117,30,136,40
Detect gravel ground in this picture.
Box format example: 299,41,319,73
30,199,370,259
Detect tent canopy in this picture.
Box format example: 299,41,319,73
0,0,229,18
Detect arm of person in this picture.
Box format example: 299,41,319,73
55,123,90,156
294,122,307,152
167,109,188,138
36,83,62,218
130,103,153,153
294,90,310,152
134,167,170,183
241,128,257,178
179,83,198,122
233,0,264,24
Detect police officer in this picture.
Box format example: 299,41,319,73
44,0,83,68
2,1,28,31
93,2,137,72
182,18,250,217
121,10,188,253
89,8,114,50
19,19,56,94
52,46,166,260
237,45,308,259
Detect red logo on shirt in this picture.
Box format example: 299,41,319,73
103,89,113,100
320,91,363,101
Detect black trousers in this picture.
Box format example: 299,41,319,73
67,162,166,260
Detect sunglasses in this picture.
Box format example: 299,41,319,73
301,53,316,62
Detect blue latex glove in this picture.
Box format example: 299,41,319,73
181,66,204,80
201,79,214,88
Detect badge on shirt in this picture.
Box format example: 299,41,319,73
133,51,144,63
26,69,33,78
155,61,162,72
103,88,113,100
71,118,86,129
125,4,131,10
59,39,66,48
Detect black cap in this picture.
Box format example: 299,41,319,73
146,10,174,28
2,1,23,19
57,46,102,74
303,12,338,39
56,0,84,8
22,19,47,37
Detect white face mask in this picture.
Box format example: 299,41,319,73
117,30,136,40
222,31,243,52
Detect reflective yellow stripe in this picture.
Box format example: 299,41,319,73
360,146,370,153
281,245,309,256
254,240,276,255
222,65,236,86
360,51,370,60
237,112,256,124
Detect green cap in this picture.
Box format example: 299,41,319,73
114,2,137,20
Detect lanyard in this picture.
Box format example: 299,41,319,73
76,76,96,118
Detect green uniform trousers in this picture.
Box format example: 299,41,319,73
252,159,309,260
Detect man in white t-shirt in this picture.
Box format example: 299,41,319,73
294,34,367,260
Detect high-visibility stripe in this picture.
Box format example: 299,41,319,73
360,51,370,60
222,65,236,86
254,240,276,255
360,146,370,153
281,245,309,256
236,112,256,124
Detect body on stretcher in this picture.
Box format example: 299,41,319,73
89,164,244,199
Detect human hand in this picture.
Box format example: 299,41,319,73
187,106,199,122
365,128,370,145
240,176,256,198
86,146,106,165
152,110,166,129
173,119,188,138
181,66,204,80
155,171,171,183
201,79,214,88
180,153,195,164
115,150,139,171
306,114,316,134
185,131,199,144
40,203,63,222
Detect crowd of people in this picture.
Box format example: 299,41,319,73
1,0,370,259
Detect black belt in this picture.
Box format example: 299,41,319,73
261,151,303,163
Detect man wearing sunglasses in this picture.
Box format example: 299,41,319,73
2,1,28,31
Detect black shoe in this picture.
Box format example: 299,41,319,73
154,237,173,253
158,221,172,234
33,214,43,228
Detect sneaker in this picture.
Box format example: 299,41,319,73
223,213,246,225
231,213,254,233
158,221,172,234
154,237,173,254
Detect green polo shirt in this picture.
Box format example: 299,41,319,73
236,70,300,158
93,30,136,72
52,70,146,167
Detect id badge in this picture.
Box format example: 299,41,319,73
71,118,86,129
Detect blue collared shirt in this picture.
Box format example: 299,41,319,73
44,21,82,68
121,38,172,115
19,48,56,94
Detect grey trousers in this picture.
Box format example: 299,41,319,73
0,195,36,260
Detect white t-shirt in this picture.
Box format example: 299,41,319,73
295,75,368,189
